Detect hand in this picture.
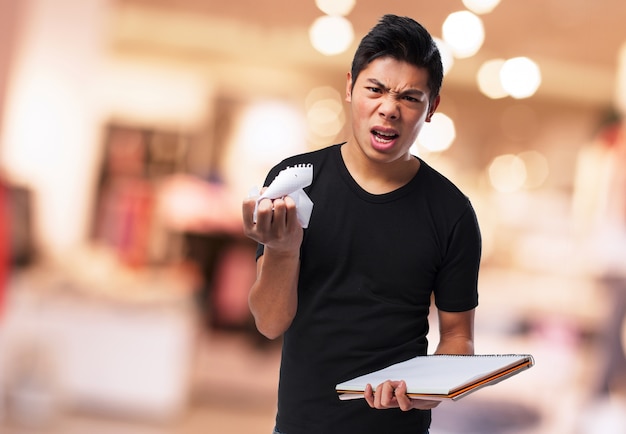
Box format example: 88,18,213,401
242,191,303,254
364,380,441,411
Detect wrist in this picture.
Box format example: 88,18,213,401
264,246,300,261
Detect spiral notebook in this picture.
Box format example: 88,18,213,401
336,354,534,401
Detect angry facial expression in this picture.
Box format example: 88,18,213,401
346,56,440,165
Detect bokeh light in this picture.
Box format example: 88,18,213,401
236,100,307,166
500,57,542,99
462,0,502,14
442,11,485,59
309,15,354,56
477,59,508,99
417,112,456,152
434,37,455,76
314,0,355,16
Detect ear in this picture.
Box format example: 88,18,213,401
345,72,353,102
426,95,441,122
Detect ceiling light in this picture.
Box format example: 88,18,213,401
500,57,542,99
442,11,485,59
315,0,356,16
417,112,456,152
462,0,501,14
236,101,307,166
433,37,455,75
477,59,508,99
309,15,354,56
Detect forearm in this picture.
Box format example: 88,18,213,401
434,335,474,355
248,249,300,339
242,193,304,339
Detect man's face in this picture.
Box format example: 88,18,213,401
346,56,440,164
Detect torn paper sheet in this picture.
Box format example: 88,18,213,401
254,164,314,228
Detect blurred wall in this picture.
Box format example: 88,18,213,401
0,0,21,142
0,0,112,258
0,0,214,262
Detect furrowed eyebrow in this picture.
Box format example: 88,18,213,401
366,78,388,90
365,78,426,98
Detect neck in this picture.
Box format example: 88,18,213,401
340,142,420,194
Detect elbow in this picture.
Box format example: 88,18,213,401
248,298,294,340
248,285,296,340
249,301,295,340
256,325,284,341
252,315,291,340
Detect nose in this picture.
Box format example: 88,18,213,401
378,95,399,120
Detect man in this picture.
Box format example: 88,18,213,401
242,14,481,434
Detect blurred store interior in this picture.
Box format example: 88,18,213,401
0,0,625,433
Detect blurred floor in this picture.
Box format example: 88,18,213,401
0,329,281,434
2,326,626,434
1,267,626,434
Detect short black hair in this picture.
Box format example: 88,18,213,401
351,14,443,104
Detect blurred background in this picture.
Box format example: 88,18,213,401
0,0,625,433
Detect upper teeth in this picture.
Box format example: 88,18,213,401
377,131,395,137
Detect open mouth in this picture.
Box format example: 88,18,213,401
372,129,399,143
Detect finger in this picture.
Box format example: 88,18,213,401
255,198,275,232
394,380,413,411
283,196,301,229
376,381,397,408
364,384,375,408
242,197,257,229
283,194,297,208
271,197,288,225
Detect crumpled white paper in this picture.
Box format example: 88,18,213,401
253,164,314,228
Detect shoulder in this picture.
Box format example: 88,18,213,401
280,144,340,166
417,158,470,204
415,159,478,225
264,144,342,182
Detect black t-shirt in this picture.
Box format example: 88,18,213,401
257,144,481,434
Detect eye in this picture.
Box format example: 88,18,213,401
403,95,419,103
366,86,383,94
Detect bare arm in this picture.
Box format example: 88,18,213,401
434,308,475,355
242,194,303,339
